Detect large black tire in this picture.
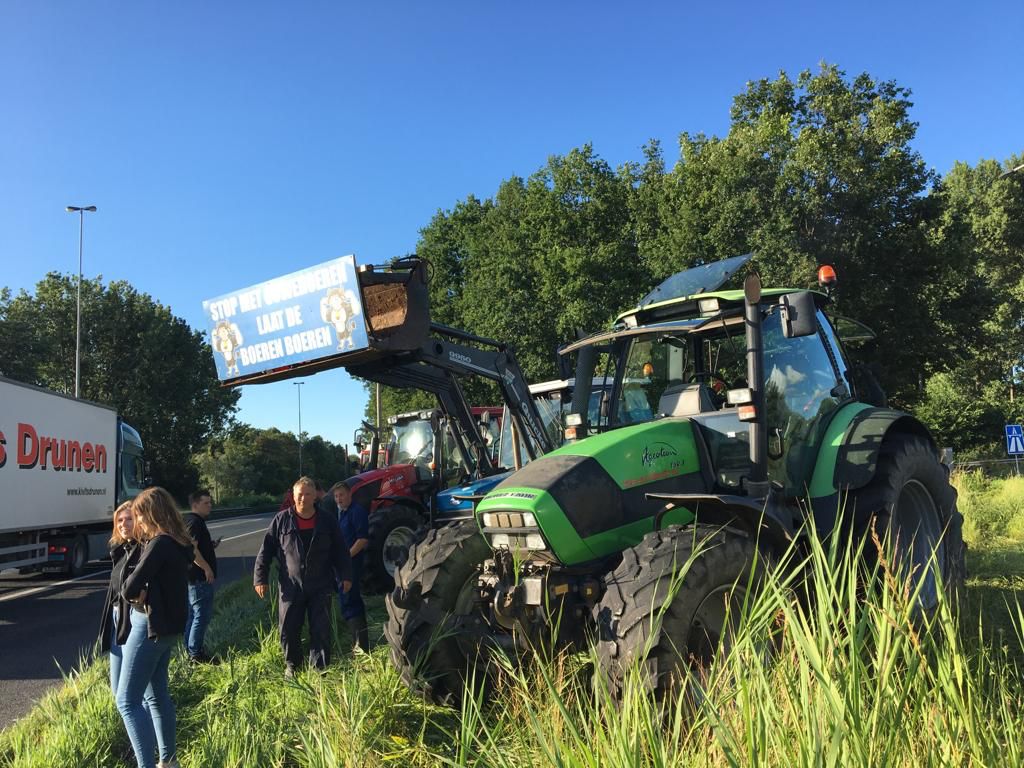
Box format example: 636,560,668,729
363,503,426,594
850,434,966,615
595,524,765,702
385,521,492,706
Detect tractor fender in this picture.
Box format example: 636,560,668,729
830,407,937,492
647,493,795,554
373,495,429,519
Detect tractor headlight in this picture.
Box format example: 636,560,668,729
489,532,547,551
481,510,548,552
482,512,537,528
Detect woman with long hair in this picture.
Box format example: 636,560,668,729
98,501,141,696
115,487,193,768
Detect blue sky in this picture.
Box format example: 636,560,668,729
3,2,1022,452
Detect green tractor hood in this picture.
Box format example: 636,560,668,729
476,418,707,565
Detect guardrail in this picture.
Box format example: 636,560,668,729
951,458,1022,478
207,503,280,521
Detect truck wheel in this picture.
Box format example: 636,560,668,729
594,524,764,702
364,504,426,594
851,434,966,615
67,535,89,577
385,521,492,706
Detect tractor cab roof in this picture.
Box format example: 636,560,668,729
388,409,439,426
611,252,828,331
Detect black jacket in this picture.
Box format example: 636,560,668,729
98,541,140,652
253,508,352,600
121,534,193,639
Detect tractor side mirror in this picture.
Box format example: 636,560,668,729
781,292,817,338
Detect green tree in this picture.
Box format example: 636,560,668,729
194,424,351,503
636,65,946,406
0,273,238,500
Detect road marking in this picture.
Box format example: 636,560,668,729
0,569,111,604
207,513,274,529
0,521,268,603
220,528,266,543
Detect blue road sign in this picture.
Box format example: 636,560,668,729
1007,424,1024,456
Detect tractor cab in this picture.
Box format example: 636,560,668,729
560,254,858,500
386,409,476,489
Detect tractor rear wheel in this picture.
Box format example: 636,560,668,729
364,503,426,594
851,434,966,615
594,524,765,703
385,520,492,706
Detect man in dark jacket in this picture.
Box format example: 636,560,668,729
254,476,353,675
183,489,218,663
332,481,370,652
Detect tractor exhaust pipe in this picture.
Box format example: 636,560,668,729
743,273,770,498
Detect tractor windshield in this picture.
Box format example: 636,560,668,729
389,417,474,483
615,317,748,425
389,419,435,476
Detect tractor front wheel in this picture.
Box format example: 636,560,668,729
385,520,493,706
594,524,765,702
852,434,966,615
364,504,426,594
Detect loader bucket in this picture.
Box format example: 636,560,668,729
359,258,429,352
202,255,431,386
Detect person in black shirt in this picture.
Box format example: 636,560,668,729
99,501,141,695
183,489,218,664
254,476,352,676
116,487,193,768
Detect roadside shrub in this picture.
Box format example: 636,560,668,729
954,471,1024,544
215,492,278,509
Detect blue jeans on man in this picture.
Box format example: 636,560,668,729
115,607,178,768
185,580,215,659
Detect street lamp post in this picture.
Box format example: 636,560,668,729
294,381,304,475
65,205,97,398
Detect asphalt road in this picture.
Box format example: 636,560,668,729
0,511,275,731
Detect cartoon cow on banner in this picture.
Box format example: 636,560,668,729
212,320,244,376
320,288,361,351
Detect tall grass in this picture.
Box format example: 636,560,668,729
4,487,1024,767
954,472,1024,545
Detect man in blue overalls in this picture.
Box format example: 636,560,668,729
333,480,370,652
254,476,352,675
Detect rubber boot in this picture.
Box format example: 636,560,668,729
348,615,369,653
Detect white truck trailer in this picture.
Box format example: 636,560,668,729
0,376,146,575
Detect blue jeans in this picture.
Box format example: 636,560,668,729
110,607,123,694
115,608,178,768
185,580,215,658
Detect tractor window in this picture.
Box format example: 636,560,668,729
440,427,469,487
497,396,564,469
761,309,843,494
614,326,747,426
390,420,435,479
817,310,853,396
616,337,680,425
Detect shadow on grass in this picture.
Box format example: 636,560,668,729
965,544,1024,665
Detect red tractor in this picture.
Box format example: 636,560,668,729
349,406,502,592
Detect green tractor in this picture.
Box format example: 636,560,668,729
385,254,966,704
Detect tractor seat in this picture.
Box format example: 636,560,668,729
658,383,717,417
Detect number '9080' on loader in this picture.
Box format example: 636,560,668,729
384,253,966,705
